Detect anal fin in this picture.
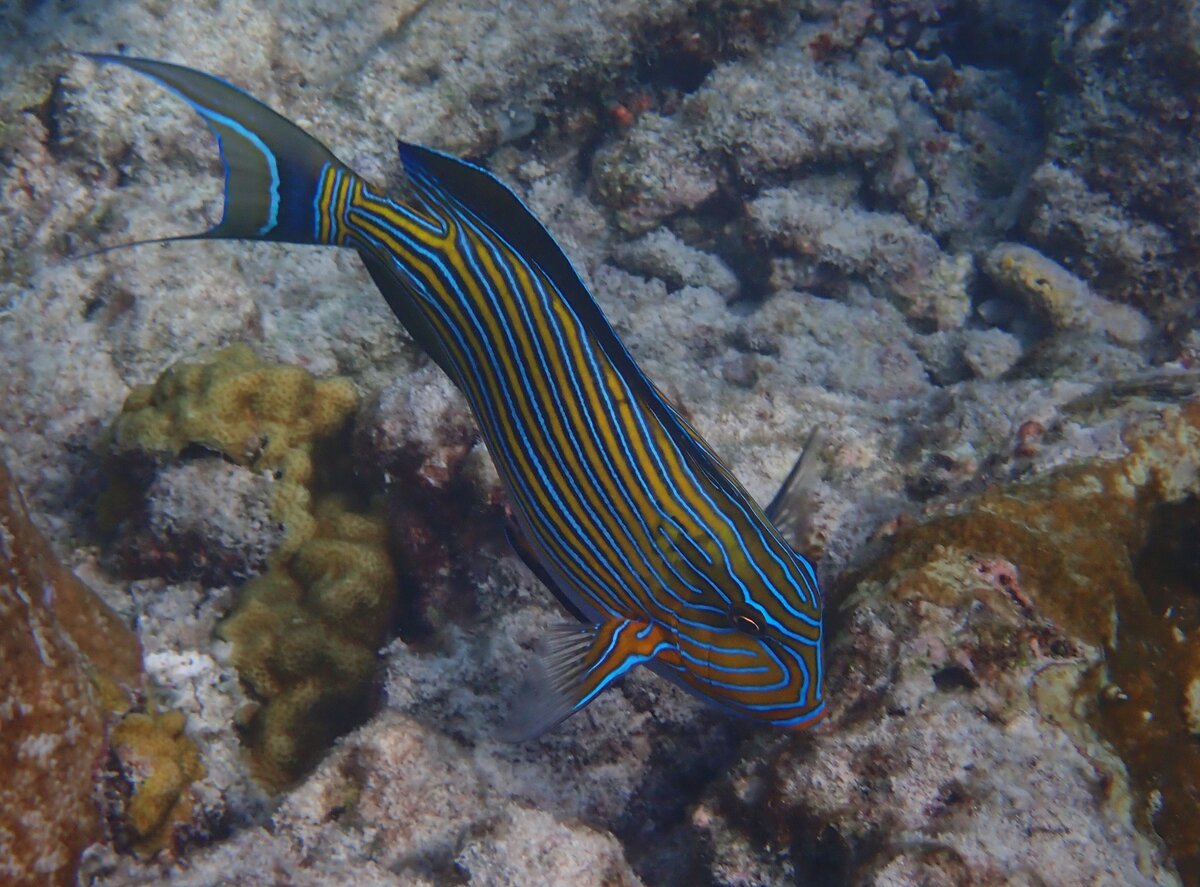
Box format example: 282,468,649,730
501,618,672,741
358,249,462,386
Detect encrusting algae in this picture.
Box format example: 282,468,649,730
858,399,1200,881
105,344,400,788
0,458,140,886
0,456,210,877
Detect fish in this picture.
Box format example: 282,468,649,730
81,54,826,739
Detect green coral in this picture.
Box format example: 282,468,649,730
110,343,358,557
109,709,205,855
109,345,400,788
218,496,397,788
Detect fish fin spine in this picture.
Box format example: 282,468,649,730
765,426,828,563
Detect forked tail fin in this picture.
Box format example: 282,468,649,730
82,53,350,250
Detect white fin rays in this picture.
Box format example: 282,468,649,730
500,622,601,742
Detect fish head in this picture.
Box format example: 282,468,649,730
670,599,826,729
655,516,826,729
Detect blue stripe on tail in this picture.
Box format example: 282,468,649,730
83,53,347,247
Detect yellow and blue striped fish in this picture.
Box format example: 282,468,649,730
83,55,825,738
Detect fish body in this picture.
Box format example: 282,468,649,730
83,54,825,737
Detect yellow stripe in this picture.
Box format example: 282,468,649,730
473,237,663,598
347,210,633,607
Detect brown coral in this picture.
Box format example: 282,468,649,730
0,458,142,886
103,345,405,787
107,342,360,562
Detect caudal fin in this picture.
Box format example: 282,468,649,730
83,53,349,249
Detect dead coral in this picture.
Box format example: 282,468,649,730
1034,0,1200,326
592,38,899,233
748,186,972,329
353,365,505,639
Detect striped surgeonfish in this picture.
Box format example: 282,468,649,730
82,54,826,738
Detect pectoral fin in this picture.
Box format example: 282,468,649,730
501,618,672,741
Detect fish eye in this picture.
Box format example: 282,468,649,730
728,609,762,635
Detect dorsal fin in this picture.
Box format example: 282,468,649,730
764,427,827,548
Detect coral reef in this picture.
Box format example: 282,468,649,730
111,343,356,465
107,346,400,788
1,0,1197,883
108,709,205,855
0,458,142,886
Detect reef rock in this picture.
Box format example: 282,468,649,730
748,186,971,329
1031,0,1200,328
693,400,1200,885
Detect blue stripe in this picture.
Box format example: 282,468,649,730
198,108,280,235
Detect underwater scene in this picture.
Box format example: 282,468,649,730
2,1,1199,885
